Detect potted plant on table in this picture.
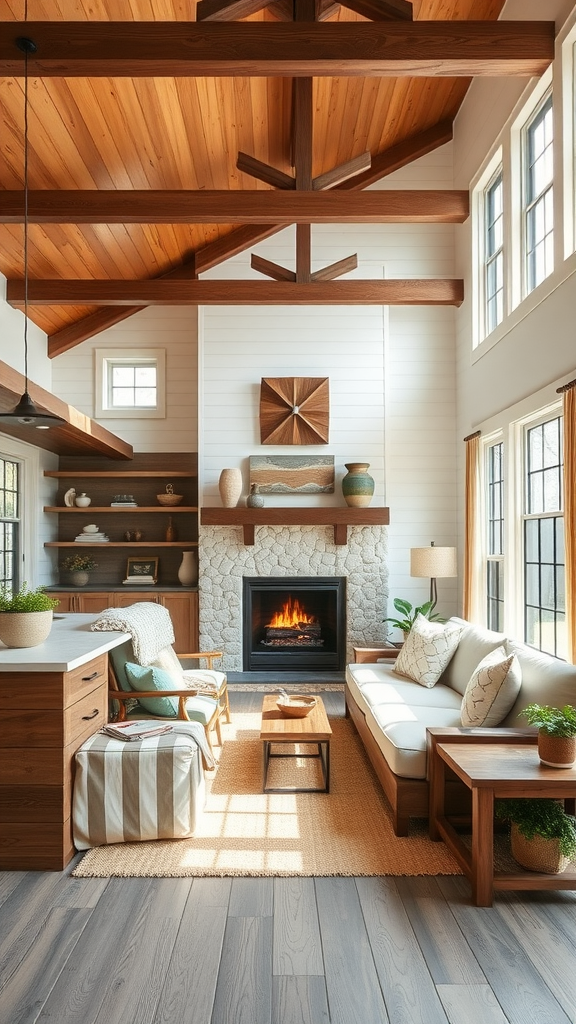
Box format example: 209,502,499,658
519,703,576,768
0,583,59,648
62,554,98,588
495,797,576,874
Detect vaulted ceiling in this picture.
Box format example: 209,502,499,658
1,0,553,357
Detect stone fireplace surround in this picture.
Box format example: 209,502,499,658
199,524,388,672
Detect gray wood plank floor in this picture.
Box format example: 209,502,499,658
1,690,574,1024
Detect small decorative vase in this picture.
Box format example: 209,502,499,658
178,550,198,587
70,571,90,587
537,732,576,768
165,516,177,542
0,610,53,648
75,493,91,507
341,463,375,507
219,468,243,508
247,483,264,508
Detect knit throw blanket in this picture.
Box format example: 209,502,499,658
91,602,175,665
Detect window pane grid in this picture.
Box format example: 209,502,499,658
486,441,504,632
108,361,158,410
524,96,554,294
484,172,504,334
0,458,20,591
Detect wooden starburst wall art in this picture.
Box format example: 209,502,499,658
259,377,330,445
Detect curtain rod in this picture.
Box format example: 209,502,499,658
556,377,576,394
463,430,481,442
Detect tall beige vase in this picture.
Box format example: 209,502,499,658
178,550,198,587
219,468,243,508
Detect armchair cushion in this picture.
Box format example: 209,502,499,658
150,644,225,695
125,662,184,715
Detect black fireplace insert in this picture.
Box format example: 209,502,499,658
242,576,346,671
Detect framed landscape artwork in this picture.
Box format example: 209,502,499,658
249,455,335,494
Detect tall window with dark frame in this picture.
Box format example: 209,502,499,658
484,171,504,334
0,458,20,592
486,442,504,631
524,416,565,658
524,94,554,295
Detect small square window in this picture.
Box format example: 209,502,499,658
95,349,166,419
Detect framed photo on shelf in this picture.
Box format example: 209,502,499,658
125,557,159,582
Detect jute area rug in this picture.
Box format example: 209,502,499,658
73,712,461,878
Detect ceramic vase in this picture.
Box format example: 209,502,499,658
70,571,90,587
341,463,375,507
247,483,264,508
75,493,91,507
219,468,243,508
178,550,198,587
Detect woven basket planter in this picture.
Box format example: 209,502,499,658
538,732,576,768
511,823,570,874
0,610,53,648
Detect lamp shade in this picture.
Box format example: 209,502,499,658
410,546,457,579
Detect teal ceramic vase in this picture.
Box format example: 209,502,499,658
341,463,375,507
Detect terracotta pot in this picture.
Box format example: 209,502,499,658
538,732,576,769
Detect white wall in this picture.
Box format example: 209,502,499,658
0,272,52,387
51,306,198,452
201,144,459,630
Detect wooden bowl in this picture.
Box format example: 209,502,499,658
277,695,317,718
156,493,183,506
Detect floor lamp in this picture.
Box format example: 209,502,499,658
410,541,457,606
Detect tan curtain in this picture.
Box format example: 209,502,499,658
463,433,480,621
563,386,576,664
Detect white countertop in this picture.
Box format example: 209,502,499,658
0,613,130,672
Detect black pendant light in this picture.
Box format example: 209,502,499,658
0,35,65,430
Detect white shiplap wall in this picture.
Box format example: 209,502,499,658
201,144,459,632
51,306,198,452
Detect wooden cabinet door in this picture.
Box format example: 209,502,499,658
77,593,115,615
115,591,160,608
50,592,78,613
160,592,194,652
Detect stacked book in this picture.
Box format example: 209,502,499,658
75,532,110,542
110,501,138,507
103,721,173,741
123,575,156,585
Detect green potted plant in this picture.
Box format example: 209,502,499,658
384,598,445,637
519,703,576,768
496,797,576,874
0,583,59,648
62,554,98,587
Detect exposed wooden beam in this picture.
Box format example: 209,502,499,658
0,361,133,459
0,189,469,224
251,254,296,282
313,152,371,190
46,122,456,354
196,0,272,20
0,22,554,77
236,153,295,189
310,254,358,281
9,279,464,306
338,0,413,20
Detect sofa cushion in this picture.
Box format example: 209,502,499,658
438,618,507,695
460,643,522,727
346,662,463,716
393,614,463,688
366,703,462,779
503,641,576,725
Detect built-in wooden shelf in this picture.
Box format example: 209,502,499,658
44,506,197,513
45,541,198,548
201,507,390,546
44,470,196,478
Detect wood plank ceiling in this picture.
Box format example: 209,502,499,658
1,0,523,349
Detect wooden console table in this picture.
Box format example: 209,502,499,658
0,614,129,870
201,507,389,546
428,731,576,906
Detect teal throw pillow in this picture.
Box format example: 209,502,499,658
124,662,182,716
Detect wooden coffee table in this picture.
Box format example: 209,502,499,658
428,732,576,906
260,694,332,793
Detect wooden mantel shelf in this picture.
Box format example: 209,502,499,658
200,506,390,546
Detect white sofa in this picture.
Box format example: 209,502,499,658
345,617,576,836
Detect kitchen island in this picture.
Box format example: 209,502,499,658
0,613,129,870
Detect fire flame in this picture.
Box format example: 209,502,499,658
268,596,316,628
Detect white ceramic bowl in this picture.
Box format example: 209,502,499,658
82,524,99,534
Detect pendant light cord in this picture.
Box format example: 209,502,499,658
23,40,29,389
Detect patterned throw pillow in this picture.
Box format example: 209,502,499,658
393,614,463,688
460,643,522,727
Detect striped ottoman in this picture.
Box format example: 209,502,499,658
73,723,207,849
